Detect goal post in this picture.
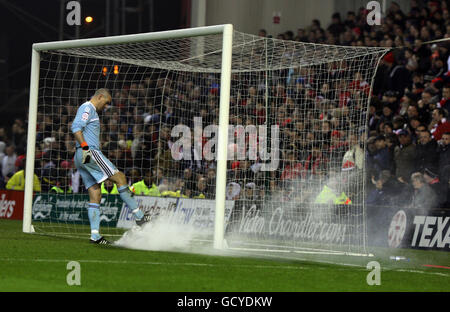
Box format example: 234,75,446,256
23,25,234,249
24,24,389,256
23,48,40,234
214,24,233,249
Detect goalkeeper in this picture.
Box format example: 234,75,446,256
71,88,148,244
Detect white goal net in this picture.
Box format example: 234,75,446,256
26,26,389,256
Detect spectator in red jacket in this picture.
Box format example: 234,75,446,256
438,84,450,112
303,144,328,177
430,108,450,141
281,150,303,181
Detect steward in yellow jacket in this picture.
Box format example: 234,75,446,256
161,189,181,198
131,169,161,197
101,181,119,194
50,185,73,194
6,170,41,192
314,185,352,205
131,180,160,197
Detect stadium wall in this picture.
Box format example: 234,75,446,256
200,0,335,36
195,0,412,37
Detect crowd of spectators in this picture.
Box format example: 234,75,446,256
0,0,449,210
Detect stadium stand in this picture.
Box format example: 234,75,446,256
1,0,449,210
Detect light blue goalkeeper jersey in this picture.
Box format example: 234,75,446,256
71,101,101,150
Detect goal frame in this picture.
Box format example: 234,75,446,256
23,24,234,250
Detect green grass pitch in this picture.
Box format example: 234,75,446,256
0,219,449,292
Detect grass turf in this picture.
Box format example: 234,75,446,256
0,219,449,292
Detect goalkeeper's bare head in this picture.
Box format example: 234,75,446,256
90,88,112,112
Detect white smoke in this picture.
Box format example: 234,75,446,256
114,216,199,252
226,168,366,251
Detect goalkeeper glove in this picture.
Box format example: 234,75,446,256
81,142,92,164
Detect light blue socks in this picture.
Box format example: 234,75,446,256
88,203,101,241
118,185,143,220
88,186,143,240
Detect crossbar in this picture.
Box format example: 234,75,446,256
33,24,230,51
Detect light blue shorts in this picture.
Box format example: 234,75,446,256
74,148,119,189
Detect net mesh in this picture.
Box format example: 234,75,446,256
31,30,389,254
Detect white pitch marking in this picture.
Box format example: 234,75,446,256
223,250,450,277
1,257,448,278
0,258,309,271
